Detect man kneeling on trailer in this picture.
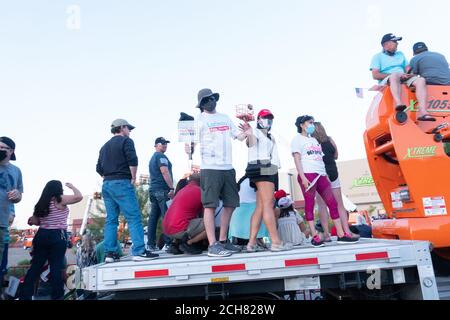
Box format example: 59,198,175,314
162,173,206,255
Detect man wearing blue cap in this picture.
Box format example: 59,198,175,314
370,33,434,121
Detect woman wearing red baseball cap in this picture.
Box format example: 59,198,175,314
242,109,292,252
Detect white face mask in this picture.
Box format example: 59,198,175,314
259,118,273,129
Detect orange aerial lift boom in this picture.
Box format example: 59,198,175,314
364,84,450,272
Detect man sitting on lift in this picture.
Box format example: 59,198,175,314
370,33,435,121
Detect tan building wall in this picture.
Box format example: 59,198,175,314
281,158,385,214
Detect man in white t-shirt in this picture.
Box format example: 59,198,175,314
186,88,250,257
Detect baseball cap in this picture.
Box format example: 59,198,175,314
257,109,274,119
111,119,135,130
274,189,290,200
0,136,16,161
278,196,294,209
381,33,402,45
155,137,171,145
413,42,428,54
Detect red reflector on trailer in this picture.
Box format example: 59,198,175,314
285,258,319,267
135,269,169,278
212,264,246,273
355,252,389,261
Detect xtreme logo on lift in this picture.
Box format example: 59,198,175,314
404,146,437,159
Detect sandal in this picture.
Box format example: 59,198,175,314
395,105,407,112
246,244,266,253
417,115,436,122
270,242,293,252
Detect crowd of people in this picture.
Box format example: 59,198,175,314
1,32,449,299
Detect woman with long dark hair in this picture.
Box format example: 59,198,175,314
20,180,82,300
291,115,358,247
312,122,357,240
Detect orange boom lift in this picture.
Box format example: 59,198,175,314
364,84,450,273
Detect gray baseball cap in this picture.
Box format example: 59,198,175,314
111,119,135,130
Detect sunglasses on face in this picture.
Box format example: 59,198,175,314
203,96,216,103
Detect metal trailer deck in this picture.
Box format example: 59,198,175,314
82,238,439,300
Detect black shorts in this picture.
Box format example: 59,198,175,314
249,173,279,190
200,169,240,208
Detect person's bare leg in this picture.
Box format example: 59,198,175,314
389,73,404,106
219,207,235,242
333,218,346,238
332,188,352,235
307,220,319,238
257,181,283,246
248,192,263,247
187,231,207,245
412,77,431,118
316,193,331,239
203,208,217,246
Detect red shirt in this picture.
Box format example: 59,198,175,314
163,183,203,235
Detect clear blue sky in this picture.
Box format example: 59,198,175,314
2,0,449,228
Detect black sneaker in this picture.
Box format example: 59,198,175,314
133,250,159,261
311,235,325,247
337,233,360,244
105,252,121,263
179,242,203,255
166,243,183,255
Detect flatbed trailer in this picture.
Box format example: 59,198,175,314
81,238,439,300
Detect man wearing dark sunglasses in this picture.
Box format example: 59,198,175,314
186,88,251,257
147,137,174,252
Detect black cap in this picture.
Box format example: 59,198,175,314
179,112,195,121
155,137,171,145
413,42,428,54
0,136,16,160
381,33,402,45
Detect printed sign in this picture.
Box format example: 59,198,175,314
178,120,199,143
422,196,447,216
392,201,403,209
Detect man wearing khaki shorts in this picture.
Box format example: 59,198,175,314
187,88,250,257
370,33,435,121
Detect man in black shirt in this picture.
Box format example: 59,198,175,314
96,119,158,262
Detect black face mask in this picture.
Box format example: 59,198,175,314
0,150,7,162
201,98,217,112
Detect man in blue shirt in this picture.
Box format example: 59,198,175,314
147,137,175,251
370,33,435,121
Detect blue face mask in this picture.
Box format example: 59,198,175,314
306,124,315,135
